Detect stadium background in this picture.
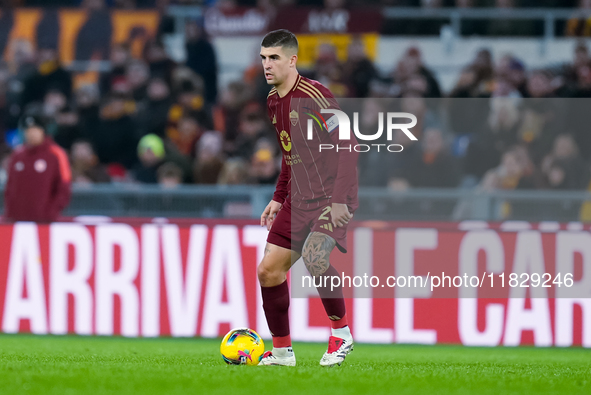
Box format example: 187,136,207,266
0,0,590,348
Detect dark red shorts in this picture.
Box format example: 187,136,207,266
267,198,352,254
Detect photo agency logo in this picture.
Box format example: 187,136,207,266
304,108,418,152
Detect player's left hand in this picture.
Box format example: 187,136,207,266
331,203,353,228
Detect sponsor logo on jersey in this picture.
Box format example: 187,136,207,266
280,130,291,152
320,223,333,232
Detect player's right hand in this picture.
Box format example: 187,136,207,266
261,200,282,231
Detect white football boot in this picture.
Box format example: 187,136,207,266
258,347,296,366
319,332,354,367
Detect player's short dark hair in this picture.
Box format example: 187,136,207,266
261,29,298,53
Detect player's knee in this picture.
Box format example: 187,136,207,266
257,262,282,287
257,264,270,284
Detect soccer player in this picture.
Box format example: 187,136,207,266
257,29,359,367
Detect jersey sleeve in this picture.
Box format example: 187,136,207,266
48,145,72,219
272,156,289,204
268,94,289,204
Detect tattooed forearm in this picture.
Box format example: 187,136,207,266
302,232,336,277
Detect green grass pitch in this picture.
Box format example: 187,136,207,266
0,334,589,395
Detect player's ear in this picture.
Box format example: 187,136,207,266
290,54,298,67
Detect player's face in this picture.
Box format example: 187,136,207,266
260,46,296,86
24,126,45,146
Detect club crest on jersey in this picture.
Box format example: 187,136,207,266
280,130,291,152
34,159,47,173
290,110,299,126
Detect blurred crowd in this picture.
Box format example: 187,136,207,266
357,41,591,194
4,0,591,8
2,2,591,194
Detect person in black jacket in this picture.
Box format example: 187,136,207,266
185,20,218,104
21,47,71,108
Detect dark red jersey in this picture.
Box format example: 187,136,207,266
4,138,72,222
267,75,359,211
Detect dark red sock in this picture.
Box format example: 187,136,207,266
261,280,291,347
315,265,347,327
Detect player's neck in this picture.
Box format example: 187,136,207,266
275,71,299,98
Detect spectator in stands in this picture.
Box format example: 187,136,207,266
90,93,137,169
463,83,522,179
449,49,495,98
127,60,150,102
42,89,68,119
218,157,251,185
526,69,558,98
213,81,252,145
563,42,589,88
480,147,535,191
343,39,378,98
194,130,225,184
566,0,591,36
157,161,184,188
400,92,441,137
54,105,82,151
70,140,111,183
494,55,527,97
169,115,203,157
100,43,131,96
3,40,36,129
134,134,166,183
449,67,479,98
21,47,71,108
75,84,101,141
448,66,492,141
566,64,591,160
185,20,218,104
392,47,441,98
145,40,177,85
388,127,461,189
135,77,173,139
41,89,85,151
251,148,279,185
541,134,590,190
231,104,272,160
4,110,71,222
356,99,392,187
314,43,349,97
169,68,211,127
166,82,210,149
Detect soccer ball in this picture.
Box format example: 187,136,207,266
220,328,265,365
